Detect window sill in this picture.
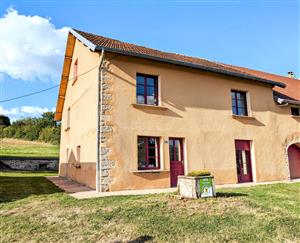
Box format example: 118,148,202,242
131,103,168,111
130,169,169,173
64,127,70,132
232,114,255,120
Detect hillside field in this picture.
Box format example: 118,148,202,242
0,138,59,158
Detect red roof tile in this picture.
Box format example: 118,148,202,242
74,29,299,101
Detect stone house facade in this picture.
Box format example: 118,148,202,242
55,28,300,191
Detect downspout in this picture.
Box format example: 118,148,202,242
96,48,105,192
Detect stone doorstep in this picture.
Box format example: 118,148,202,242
45,176,93,193
46,176,300,199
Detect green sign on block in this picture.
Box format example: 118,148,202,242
199,177,214,198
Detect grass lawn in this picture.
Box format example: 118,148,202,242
1,172,300,242
0,138,59,158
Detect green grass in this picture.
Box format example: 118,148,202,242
0,138,59,158
1,171,300,242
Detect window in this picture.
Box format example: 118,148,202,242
136,73,158,105
138,136,160,170
231,90,248,116
73,59,78,84
66,107,70,129
291,107,300,116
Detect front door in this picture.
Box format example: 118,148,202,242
235,140,253,183
169,138,184,187
288,144,300,179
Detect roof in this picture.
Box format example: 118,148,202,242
54,28,299,120
224,64,300,102
72,28,289,88
273,75,300,102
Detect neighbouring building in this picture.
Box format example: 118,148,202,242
55,28,300,192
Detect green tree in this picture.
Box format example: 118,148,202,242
0,115,11,126
1,111,60,145
38,125,61,145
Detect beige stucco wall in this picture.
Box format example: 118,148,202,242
58,42,299,191
58,39,99,188
104,54,300,191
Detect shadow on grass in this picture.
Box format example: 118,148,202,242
128,235,154,243
0,174,62,203
114,235,153,243
216,192,248,197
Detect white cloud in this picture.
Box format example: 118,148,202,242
0,105,54,121
0,8,69,82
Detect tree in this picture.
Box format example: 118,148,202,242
0,115,11,126
1,111,60,144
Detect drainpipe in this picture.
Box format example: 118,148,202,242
96,48,105,192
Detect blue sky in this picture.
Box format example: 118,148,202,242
0,0,299,121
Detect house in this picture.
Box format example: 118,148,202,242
54,28,300,192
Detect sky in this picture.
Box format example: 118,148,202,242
0,0,299,121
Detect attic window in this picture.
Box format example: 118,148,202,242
291,107,300,116
73,59,78,85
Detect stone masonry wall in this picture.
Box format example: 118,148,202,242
0,158,58,171
100,61,116,192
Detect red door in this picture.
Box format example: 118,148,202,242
235,140,253,183
288,144,300,179
169,138,184,187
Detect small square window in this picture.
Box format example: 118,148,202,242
231,90,248,116
73,59,78,84
66,107,71,129
291,107,300,116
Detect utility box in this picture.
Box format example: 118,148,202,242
199,176,215,198
178,175,216,199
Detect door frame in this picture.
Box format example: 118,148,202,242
287,144,300,179
284,137,300,180
235,139,254,183
169,137,185,187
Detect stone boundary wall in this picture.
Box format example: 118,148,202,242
0,158,58,171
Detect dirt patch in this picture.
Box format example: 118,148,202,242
165,194,258,216
0,138,55,147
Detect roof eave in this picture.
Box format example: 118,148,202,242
70,28,96,51
94,45,286,88
70,29,286,88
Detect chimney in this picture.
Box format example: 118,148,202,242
287,71,295,78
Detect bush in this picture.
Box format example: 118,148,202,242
0,125,6,138
38,126,61,145
187,170,211,177
3,126,16,138
1,112,60,145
